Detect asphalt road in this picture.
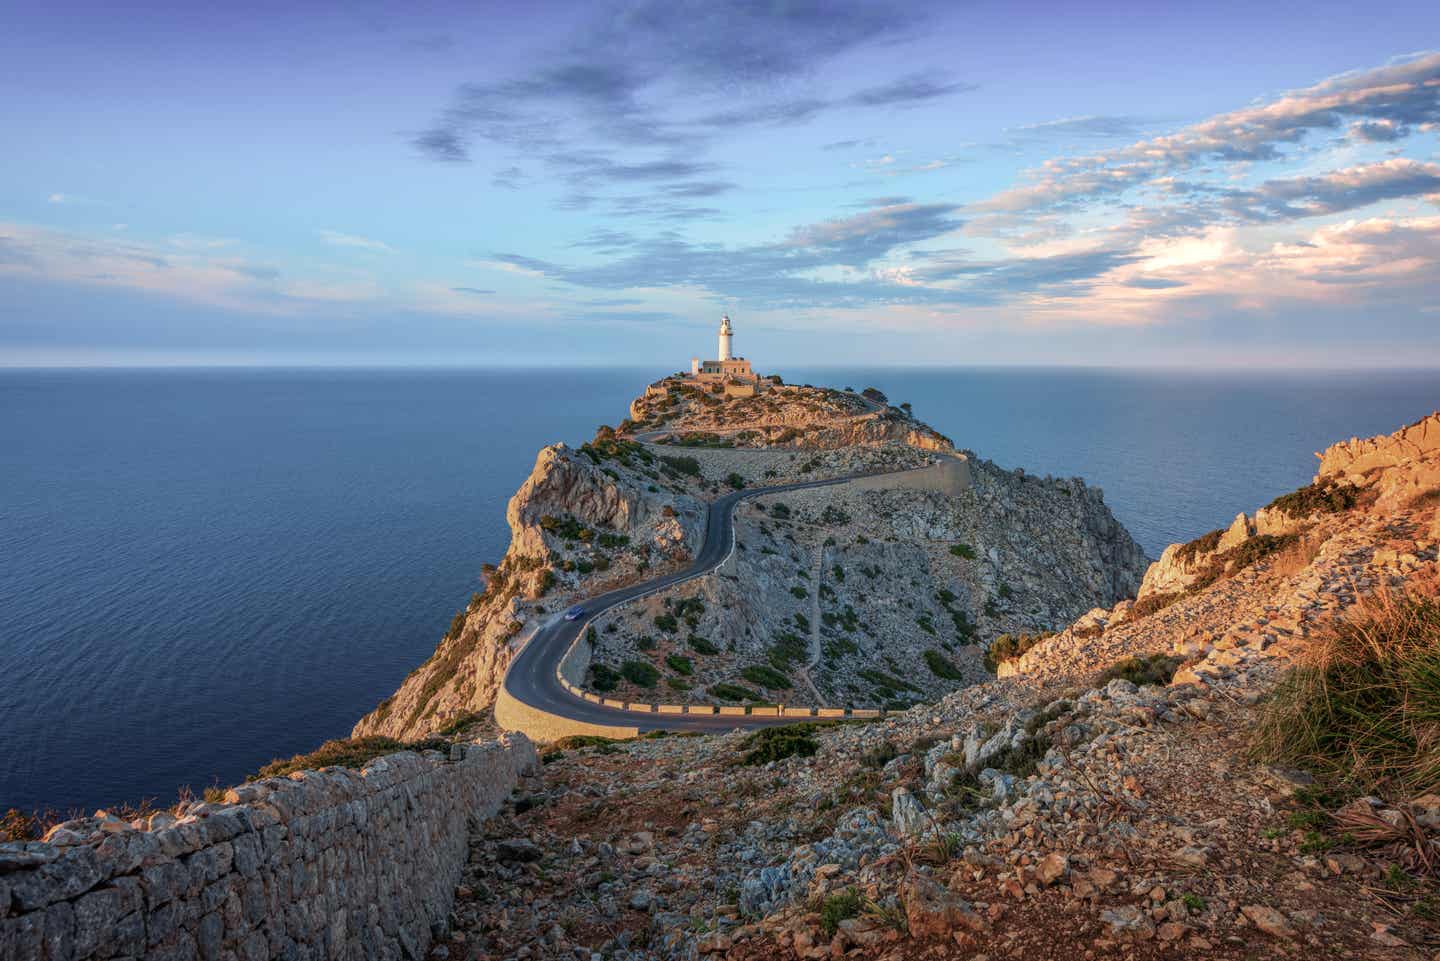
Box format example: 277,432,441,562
499,466,915,732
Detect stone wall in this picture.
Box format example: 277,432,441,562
0,733,538,961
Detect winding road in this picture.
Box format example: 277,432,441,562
499,464,921,733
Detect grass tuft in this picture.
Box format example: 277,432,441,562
1254,590,1440,798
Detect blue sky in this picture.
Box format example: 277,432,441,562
3,0,1439,367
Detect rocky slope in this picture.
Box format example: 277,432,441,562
356,378,1145,738
421,412,1440,961
585,453,1146,709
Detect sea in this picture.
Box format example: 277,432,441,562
1,366,1435,813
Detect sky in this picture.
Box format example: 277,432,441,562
3,0,1439,368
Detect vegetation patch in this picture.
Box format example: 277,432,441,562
769,632,809,672
590,663,620,692
949,543,977,559
742,664,793,690
983,631,1056,672
688,634,720,655
251,735,447,781
1176,528,1224,563
709,682,763,702
1255,592,1440,797
1267,476,1365,518
819,889,863,936
620,660,660,688
660,454,702,477
1098,654,1183,687
738,723,824,765
665,654,694,676
1129,591,1183,621
923,649,964,680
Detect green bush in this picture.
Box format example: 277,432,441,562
738,724,821,765
660,455,702,477
790,585,808,599
666,654,694,676
689,634,720,655
590,663,620,691
654,613,679,633
709,682,762,702
621,660,660,688
769,632,808,672
742,664,792,690
1266,477,1362,519
1129,591,1182,621
924,649,964,680
726,472,745,489
820,889,863,936
949,543,976,559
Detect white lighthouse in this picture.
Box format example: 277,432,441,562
718,314,734,361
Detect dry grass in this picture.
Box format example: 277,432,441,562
1254,585,1440,799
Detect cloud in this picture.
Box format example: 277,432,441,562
975,52,1440,214
450,286,496,295
487,201,965,308
845,72,976,108
1009,115,1145,139
822,138,878,151
410,0,960,183
317,230,392,252
1223,158,1440,221
47,193,69,204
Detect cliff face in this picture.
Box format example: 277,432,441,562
352,440,706,740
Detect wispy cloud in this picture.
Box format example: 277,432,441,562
317,229,392,252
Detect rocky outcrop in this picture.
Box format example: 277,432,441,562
1315,411,1440,479
0,734,538,961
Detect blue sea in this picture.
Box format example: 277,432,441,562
2,367,1435,813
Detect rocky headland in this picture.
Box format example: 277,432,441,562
353,377,1147,738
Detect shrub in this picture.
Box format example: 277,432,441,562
1129,591,1183,620
820,889,863,935
590,663,620,692
769,632,808,672
689,634,720,655
252,735,447,781
1176,528,1224,563
666,677,693,691
553,734,620,750
709,682,762,702
726,472,746,489
1267,477,1362,518
770,502,792,519
924,649,964,680
654,613,679,633
660,454,702,477
790,585,808,599
949,543,976,559
742,664,793,690
621,660,660,688
1254,592,1440,797
739,724,823,765
666,654,694,676
1098,654,1182,687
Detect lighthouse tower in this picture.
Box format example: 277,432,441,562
718,314,734,361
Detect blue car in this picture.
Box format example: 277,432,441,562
563,605,586,621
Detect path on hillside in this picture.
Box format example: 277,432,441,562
499,462,933,734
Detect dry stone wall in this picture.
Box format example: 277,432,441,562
0,733,538,961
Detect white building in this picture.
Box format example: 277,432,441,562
689,315,759,392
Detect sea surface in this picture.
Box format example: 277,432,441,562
1,366,1435,813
